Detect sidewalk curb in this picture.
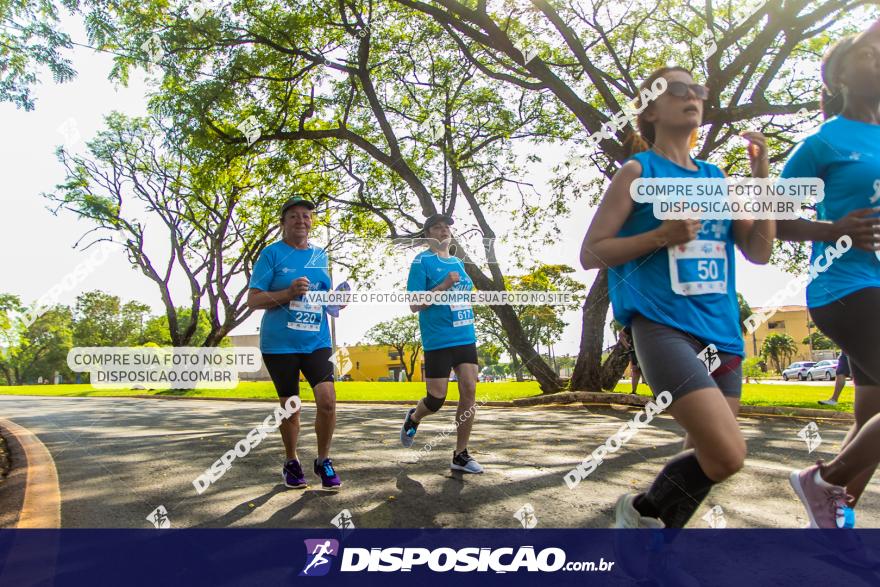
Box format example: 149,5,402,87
0,417,61,528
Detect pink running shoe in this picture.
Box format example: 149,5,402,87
789,463,855,528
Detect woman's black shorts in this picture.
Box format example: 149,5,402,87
262,348,335,397
810,288,880,386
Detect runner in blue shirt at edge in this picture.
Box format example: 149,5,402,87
778,20,880,529
580,66,774,528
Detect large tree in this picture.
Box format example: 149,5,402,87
72,290,151,347
75,0,871,390
47,112,306,346
0,0,78,110
0,294,73,385
389,0,871,390
78,0,572,391
141,307,220,347
475,264,583,384
365,315,423,381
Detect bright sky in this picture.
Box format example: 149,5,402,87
0,12,811,357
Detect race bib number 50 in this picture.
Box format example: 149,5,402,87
668,240,727,296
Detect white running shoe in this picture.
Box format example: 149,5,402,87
613,493,665,528
451,449,484,473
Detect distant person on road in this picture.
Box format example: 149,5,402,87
619,327,642,394
399,214,483,474
818,352,850,406
581,66,774,528
778,20,880,528
247,196,344,491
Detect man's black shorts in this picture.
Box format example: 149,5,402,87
262,348,335,397
837,353,851,378
424,343,479,379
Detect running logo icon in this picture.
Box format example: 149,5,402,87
300,539,339,577
514,503,538,529
701,505,727,529
146,505,170,529
697,344,721,374
797,421,822,453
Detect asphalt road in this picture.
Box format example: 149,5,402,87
1,395,876,529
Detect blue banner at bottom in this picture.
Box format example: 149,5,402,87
1,529,879,586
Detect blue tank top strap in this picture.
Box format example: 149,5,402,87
608,149,744,356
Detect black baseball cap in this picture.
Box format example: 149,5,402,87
422,213,454,232
280,197,316,218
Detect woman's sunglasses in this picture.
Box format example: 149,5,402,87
665,81,710,100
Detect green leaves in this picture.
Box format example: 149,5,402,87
0,0,78,109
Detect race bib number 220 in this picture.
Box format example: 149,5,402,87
287,300,322,331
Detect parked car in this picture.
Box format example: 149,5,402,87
782,361,816,381
806,360,838,381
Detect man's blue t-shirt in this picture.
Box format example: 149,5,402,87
781,115,880,308
406,250,477,352
249,241,333,354
608,150,744,356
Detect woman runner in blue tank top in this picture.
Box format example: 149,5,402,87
778,20,880,530
580,66,775,528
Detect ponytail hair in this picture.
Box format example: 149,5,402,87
820,36,857,120
820,86,845,120
625,66,699,157
624,132,651,156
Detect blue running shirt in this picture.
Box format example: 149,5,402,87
249,241,333,353
608,150,744,356
406,250,477,351
781,115,880,308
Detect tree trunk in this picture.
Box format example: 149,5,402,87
406,347,420,382
202,324,232,347
599,339,632,391
509,349,524,382
571,269,612,391
490,304,561,392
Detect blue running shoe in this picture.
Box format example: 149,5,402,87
837,505,856,528
283,458,307,489
314,458,342,490
400,408,419,448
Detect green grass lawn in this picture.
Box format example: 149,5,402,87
0,380,852,411
0,381,543,403
614,382,853,412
